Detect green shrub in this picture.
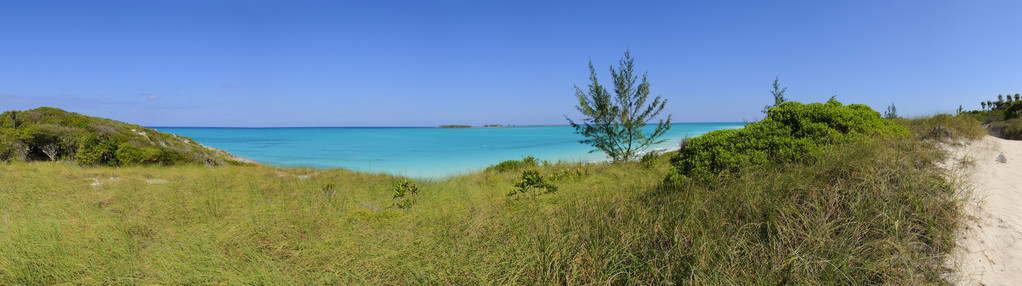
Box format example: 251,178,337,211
392,179,419,209
508,170,557,196
485,155,537,173
666,100,909,180
75,135,117,166
115,143,163,165
0,132,28,162
639,151,661,169
547,168,586,182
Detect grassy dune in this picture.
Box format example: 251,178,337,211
0,116,982,284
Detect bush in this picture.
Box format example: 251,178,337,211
639,151,661,169
508,170,557,196
392,179,420,209
547,168,586,182
0,132,28,162
485,156,537,173
115,143,165,165
666,100,909,180
75,135,117,166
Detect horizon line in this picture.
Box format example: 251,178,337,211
146,122,745,129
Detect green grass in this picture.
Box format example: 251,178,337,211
0,117,971,284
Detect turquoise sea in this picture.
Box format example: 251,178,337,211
155,123,743,179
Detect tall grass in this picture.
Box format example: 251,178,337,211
0,116,970,284
894,114,986,141
987,118,1022,140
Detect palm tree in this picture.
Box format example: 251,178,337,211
988,100,995,109
998,94,1004,103
982,102,987,110
1015,94,1020,102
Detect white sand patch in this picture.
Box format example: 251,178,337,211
86,177,120,187
946,136,1022,285
145,178,169,184
87,178,101,187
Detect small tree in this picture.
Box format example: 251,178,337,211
762,76,788,114
981,102,987,110
566,51,671,162
884,102,898,119
1015,94,1020,101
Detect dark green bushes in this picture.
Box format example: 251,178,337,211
666,100,908,180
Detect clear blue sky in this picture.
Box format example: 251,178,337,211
2,1,1020,127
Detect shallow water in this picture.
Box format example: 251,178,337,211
156,123,742,179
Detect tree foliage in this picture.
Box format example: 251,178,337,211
884,102,898,119
762,76,788,114
566,51,671,162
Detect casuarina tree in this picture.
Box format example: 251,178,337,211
762,76,788,114
566,51,672,162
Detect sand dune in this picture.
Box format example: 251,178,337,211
947,136,1022,285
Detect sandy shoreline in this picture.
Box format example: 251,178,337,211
946,135,1022,285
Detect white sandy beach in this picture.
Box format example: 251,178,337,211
947,135,1022,285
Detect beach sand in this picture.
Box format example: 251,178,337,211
946,135,1022,285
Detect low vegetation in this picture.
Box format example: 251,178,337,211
484,155,538,173
962,92,1022,139
0,101,977,284
666,100,908,180
987,118,1022,140
0,107,245,166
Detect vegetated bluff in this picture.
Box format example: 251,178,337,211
0,107,248,166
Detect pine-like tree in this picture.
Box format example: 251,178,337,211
567,51,672,162
883,102,898,119
762,76,787,114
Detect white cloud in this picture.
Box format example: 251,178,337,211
148,94,160,100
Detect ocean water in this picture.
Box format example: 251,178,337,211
155,123,743,179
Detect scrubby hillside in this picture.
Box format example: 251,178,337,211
0,107,247,166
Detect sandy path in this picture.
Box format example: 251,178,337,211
947,135,1022,285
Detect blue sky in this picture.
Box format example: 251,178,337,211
2,1,1021,127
